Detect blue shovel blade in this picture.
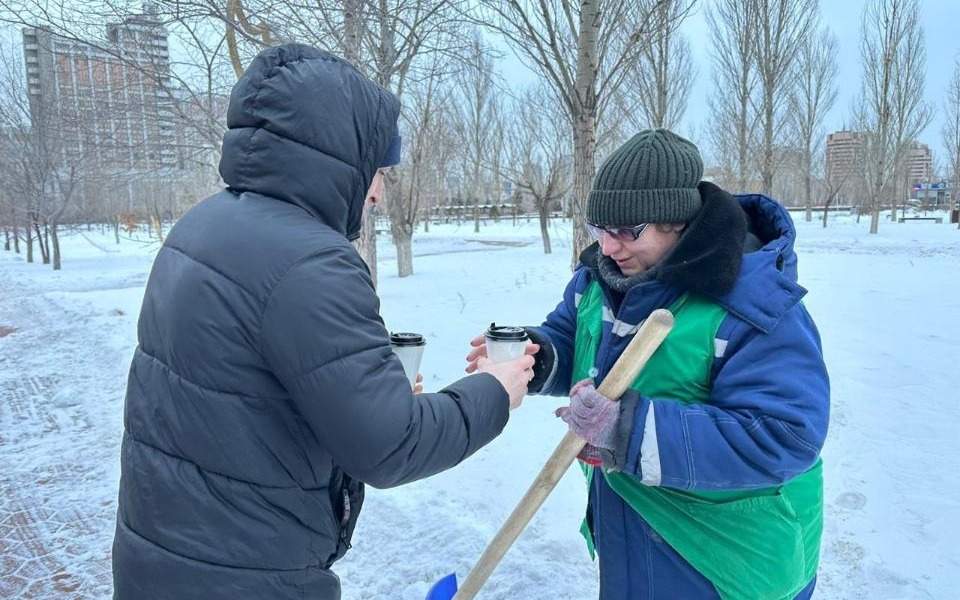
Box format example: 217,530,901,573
425,573,458,600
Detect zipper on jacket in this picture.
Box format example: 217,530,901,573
339,488,353,550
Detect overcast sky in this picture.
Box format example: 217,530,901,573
497,0,960,171
4,1,958,171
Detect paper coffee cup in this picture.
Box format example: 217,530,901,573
484,323,529,364
390,332,425,387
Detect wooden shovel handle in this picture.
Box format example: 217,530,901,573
453,309,675,600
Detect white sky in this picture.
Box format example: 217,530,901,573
4,1,958,171
496,0,960,171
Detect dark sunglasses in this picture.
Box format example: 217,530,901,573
586,222,650,242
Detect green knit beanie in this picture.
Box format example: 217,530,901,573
587,129,703,225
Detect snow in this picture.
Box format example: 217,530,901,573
1,212,958,599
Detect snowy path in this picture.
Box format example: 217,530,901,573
0,264,130,597
1,217,959,599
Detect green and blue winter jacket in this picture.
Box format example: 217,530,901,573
527,183,829,600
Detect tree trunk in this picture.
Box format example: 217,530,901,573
343,0,362,63
804,152,813,222
396,232,413,277
570,0,599,268
571,118,596,267
538,203,552,254
761,93,774,195
423,190,431,233
869,151,884,234
114,220,120,244
34,217,49,264
51,221,62,270
736,76,751,192
889,172,898,223
43,222,50,264
822,189,837,228
154,206,165,242
12,215,19,253
342,0,366,270
354,206,378,287
25,217,33,263
3,227,9,251
869,202,880,234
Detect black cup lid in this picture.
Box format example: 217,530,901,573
390,332,425,346
485,323,529,341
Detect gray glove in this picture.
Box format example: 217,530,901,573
556,379,640,470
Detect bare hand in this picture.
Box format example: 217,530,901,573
465,334,540,373
476,354,535,410
413,373,423,395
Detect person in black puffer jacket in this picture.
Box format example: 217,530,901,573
111,44,535,600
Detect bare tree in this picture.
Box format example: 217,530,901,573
388,65,449,277
229,0,471,286
0,2,232,264
789,25,837,222
821,166,852,228
487,98,508,222
414,99,455,228
707,0,758,192
750,0,817,196
0,36,43,264
856,0,931,234
0,124,20,254
626,0,695,131
944,58,960,229
0,34,92,269
886,10,932,222
506,86,571,254
453,33,499,234
476,0,682,267
0,39,18,254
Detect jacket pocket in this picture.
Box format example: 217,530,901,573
326,468,365,567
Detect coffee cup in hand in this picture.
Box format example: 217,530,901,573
484,323,529,364
390,332,425,388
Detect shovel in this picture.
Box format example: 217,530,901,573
427,309,675,600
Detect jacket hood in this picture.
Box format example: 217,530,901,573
719,192,807,332
219,44,401,240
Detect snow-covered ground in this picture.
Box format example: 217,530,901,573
1,212,958,599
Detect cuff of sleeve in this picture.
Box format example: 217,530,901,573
442,373,510,458
600,391,643,472
523,327,556,394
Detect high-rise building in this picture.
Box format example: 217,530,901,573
825,130,866,189
903,141,933,186
22,4,175,173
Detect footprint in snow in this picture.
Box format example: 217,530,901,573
835,491,867,510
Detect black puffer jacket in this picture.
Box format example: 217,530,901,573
112,44,509,600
